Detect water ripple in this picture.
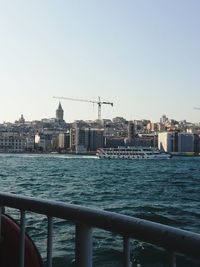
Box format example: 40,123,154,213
0,154,200,266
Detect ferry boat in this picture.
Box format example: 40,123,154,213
96,147,171,159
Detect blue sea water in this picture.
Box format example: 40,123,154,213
0,154,200,266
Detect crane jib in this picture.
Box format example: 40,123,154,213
53,96,113,120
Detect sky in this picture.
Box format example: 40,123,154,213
0,0,200,123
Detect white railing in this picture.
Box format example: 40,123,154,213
0,192,200,267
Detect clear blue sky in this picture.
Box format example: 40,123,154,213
0,0,200,123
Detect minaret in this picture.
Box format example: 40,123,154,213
56,102,64,122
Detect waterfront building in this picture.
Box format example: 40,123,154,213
158,132,179,152
0,132,26,153
70,127,104,153
51,134,59,151
75,144,87,154
25,136,35,152
58,132,70,151
104,136,125,148
87,128,104,151
74,128,87,153
135,134,156,148
58,133,65,149
125,134,156,148
194,134,200,154
34,133,53,152
158,132,199,154
69,128,76,151
178,133,194,153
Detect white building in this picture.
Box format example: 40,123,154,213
158,132,174,152
158,132,195,153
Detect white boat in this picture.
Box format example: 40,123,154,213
96,147,171,159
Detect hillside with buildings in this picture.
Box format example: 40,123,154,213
0,104,200,155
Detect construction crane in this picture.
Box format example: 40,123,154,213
53,96,113,121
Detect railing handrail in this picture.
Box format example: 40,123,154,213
0,192,200,259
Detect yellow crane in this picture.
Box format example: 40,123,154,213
53,96,113,121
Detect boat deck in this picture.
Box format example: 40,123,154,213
0,192,200,267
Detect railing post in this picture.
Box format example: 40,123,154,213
0,206,5,234
47,216,53,267
0,206,5,244
19,210,26,267
75,223,93,267
167,251,176,267
0,207,2,243
123,236,131,267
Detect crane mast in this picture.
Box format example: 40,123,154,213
53,96,113,121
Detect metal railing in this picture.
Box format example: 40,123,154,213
0,192,200,267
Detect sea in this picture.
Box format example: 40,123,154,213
0,153,200,267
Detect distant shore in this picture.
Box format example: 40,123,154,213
0,151,199,158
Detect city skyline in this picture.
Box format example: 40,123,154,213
1,101,199,125
0,1,200,123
